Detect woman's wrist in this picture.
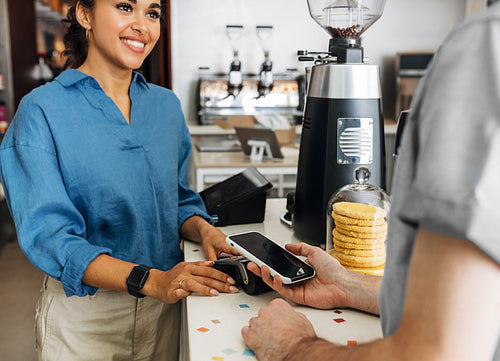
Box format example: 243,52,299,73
141,268,162,299
180,215,214,243
197,218,216,240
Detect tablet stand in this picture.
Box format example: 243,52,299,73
247,139,273,161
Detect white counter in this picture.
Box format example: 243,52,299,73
182,198,383,361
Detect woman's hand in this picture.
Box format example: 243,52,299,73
144,260,239,304
180,216,239,261
200,225,239,261
247,243,350,310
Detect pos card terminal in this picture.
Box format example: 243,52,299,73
213,256,272,295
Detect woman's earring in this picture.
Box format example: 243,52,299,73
86,29,90,41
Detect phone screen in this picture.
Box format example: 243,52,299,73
227,232,315,282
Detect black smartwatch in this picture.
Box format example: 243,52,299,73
126,264,152,298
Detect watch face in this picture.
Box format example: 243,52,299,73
128,267,149,287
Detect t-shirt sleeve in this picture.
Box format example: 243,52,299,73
0,98,112,297
396,18,500,264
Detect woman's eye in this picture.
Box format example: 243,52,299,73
147,10,161,20
117,3,133,12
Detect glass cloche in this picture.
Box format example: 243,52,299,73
326,166,390,276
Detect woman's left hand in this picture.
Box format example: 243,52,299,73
180,216,239,261
200,225,239,261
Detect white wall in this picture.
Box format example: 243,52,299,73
171,0,466,124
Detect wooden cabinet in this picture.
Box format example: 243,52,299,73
394,52,434,118
5,0,38,110
0,0,14,122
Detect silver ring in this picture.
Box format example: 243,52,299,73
178,278,185,289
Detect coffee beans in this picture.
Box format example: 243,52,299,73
326,24,362,38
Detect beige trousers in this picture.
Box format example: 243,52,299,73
35,276,180,361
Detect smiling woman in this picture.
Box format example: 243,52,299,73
0,0,239,360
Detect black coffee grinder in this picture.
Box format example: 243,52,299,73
293,0,387,247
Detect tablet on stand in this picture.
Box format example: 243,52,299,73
234,126,283,161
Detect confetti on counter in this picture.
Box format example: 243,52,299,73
242,349,255,356
222,348,237,355
192,249,200,252
197,327,210,333
334,310,343,314
211,357,224,361
333,318,346,323
211,319,221,324
239,304,250,309
347,340,358,346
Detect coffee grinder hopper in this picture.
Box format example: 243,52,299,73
308,0,385,38
304,0,386,63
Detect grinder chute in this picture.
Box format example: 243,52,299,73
292,0,387,247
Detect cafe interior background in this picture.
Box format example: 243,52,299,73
0,0,489,360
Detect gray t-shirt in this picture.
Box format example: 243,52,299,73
380,3,500,359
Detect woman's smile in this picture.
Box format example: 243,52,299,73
121,37,147,53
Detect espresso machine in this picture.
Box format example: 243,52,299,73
197,24,303,125
292,0,387,246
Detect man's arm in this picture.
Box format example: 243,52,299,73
243,229,500,361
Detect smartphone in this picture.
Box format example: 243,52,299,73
225,231,315,284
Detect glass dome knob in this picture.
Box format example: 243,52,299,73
353,166,371,185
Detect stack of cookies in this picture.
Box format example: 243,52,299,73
328,201,387,276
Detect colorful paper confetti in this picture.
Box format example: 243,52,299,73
239,304,250,308
211,319,221,324
211,357,224,361
222,348,237,355
197,327,210,333
347,340,357,346
334,310,343,314
333,318,346,323
192,249,200,252
243,349,255,356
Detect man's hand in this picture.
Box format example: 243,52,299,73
242,298,319,361
247,243,381,313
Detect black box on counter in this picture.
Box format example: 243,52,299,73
199,167,273,226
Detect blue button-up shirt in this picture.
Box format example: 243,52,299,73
0,69,211,297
